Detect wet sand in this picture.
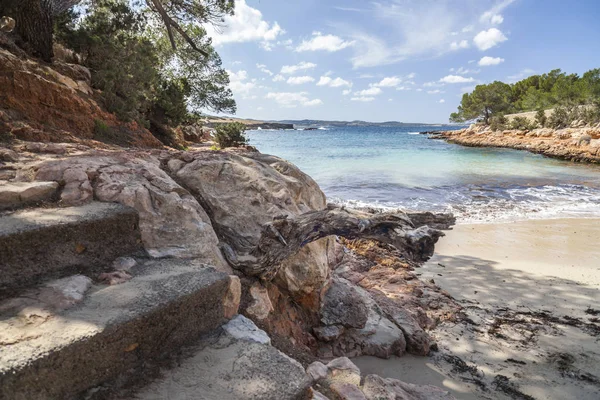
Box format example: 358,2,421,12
355,218,600,399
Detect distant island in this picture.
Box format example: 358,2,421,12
203,116,449,130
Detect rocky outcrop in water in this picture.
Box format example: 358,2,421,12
431,124,600,163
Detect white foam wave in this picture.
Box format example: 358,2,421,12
329,185,600,224
407,132,421,135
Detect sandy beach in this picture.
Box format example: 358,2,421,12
355,218,600,399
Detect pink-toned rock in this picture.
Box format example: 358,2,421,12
223,275,241,319
329,382,366,400
307,361,328,382
246,282,274,320
98,271,132,285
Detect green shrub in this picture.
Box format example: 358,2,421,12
510,116,536,131
547,106,571,129
535,109,547,128
213,122,247,148
490,115,508,131
93,119,120,143
581,102,600,125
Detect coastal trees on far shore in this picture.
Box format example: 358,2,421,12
449,81,512,125
451,68,600,125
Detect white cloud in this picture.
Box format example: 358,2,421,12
427,90,445,94
480,0,515,24
416,88,423,92
423,81,445,88
354,87,382,96
342,89,352,95
226,70,255,95
452,66,481,75
231,61,242,65
256,63,273,76
373,76,402,87
450,40,469,50
396,86,411,91
317,76,353,88
266,92,323,107
440,75,475,84
351,96,375,102
462,25,474,33
478,56,505,66
438,99,446,103
473,28,507,50
490,15,504,24
273,74,285,82
280,62,317,74
205,0,283,48
296,32,355,52
287,76,315,85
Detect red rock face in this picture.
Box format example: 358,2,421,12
0,49,162,148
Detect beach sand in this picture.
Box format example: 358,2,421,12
354,218,600,399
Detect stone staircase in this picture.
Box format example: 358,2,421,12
0,201,312,400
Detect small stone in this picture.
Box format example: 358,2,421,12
98,271,132,285
246,283,274,320
307,361,328,382
310,389,331,400
112,257,137,271
326,357,361,386
223,314,271,344
37,275,93,310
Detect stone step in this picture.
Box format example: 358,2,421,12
0,181,59,210
0,259,236,400
127,315,312,400
0,202,143,296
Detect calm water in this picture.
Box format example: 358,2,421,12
247,125,600,223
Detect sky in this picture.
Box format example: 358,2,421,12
206,0,600,123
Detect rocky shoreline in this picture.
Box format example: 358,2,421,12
425,124,600,164
0,140,461,399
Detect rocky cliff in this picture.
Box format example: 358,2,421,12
429,123,600,163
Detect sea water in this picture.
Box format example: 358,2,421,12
247,125,600,223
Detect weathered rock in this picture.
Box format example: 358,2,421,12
246,282,274,320
314,325,345,342
307,361,329,382
174,150,335,294
34,155,227,268
222,314,271,344
0,181,58,209
133,317,311,400
0,148,18,162
361,374,456,400
329,382,367,400
320,278,369,329
326,357,361,386
223,275,241,318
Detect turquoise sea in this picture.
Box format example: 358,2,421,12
247,125,600,223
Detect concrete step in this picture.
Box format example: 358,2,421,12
0,259,235,400
128,315,312,400
0,202,143,296
0,181,59,210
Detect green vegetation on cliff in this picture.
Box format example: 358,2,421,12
450,68,600,125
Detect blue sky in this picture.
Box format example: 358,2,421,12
206,0,600,123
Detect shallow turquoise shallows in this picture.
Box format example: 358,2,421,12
247,125,600,223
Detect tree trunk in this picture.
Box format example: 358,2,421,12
15,0,54,62
220,205,450,281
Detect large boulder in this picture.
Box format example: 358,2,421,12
34,154,227,268
174,150,335,294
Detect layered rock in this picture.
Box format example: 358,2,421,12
431,124,600,163
0,48,161,147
